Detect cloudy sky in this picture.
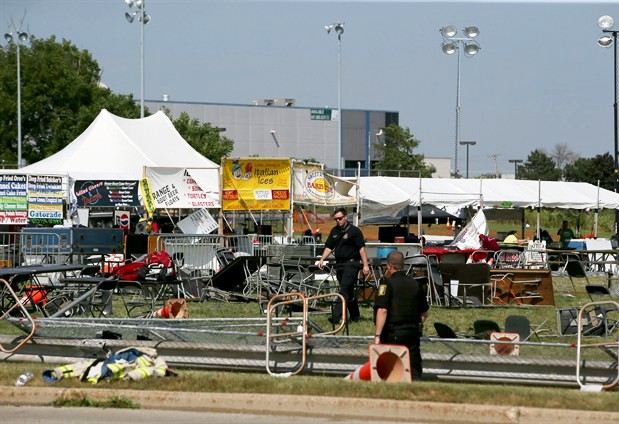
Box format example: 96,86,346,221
1,0,618,176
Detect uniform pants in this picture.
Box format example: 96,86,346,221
332,261,360,321
382,325,423,379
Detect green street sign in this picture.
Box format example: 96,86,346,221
310,108,332,121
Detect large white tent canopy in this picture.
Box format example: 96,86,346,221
16,109,219,183
359,177,619,223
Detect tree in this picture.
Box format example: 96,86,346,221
170,111,234,164
373,124,435,177
517,149,561,181
0,35,140,166
563,153,614,190
550,143,579,171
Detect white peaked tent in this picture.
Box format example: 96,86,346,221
18,109,219,180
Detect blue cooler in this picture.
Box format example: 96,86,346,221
566,239,586,250
376,247,397,259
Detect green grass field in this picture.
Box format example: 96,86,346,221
1,270,618,412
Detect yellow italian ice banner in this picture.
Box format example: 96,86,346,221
222,158,290,211
139,178,156,218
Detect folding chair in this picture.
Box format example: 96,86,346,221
504,315,533,341
405,254,442,306
472,319,501,339
118,281,151,317
355,257,382,304
563,254,590,292
434,322,459,339
433,322,472,354
586,284,612,302
215,247,236,270
75,278,117,318
584,285,618,337
458,263,490,307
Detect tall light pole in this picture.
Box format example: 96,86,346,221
440,25,480,178
367,129,383,174
459,140,476,178
325,22,344,175
508,159,523,179
4,21,29,168
124,0,151,118
597,15,619,232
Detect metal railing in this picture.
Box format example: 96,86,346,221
0,231,66,267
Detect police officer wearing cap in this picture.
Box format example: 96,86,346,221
374,250,429,379
318,208,370,323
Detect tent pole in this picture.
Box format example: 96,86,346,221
417,176,422,238
537,180,541,240
594,180,600,238
287,160,294,238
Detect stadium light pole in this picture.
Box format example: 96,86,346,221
124,0,151,118
325,22,344,175
4,22,29,168
597,15,619,233
366,129,383,174
508,159,523,179
459,141,476,178
440,25,480,178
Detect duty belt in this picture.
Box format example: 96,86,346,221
336,258,360,264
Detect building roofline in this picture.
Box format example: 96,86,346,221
145,99,398,114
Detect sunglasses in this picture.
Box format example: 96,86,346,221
334,216,346,221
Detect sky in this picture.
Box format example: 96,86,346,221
1,0,618,178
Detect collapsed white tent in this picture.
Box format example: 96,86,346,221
18,109,219,183
359,177,619,223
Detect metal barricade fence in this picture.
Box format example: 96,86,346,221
155,234,226,276
0,231,66,267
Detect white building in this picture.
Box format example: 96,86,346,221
145,98,401,175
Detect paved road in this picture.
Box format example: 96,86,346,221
2,386,619,423
1,405,420,424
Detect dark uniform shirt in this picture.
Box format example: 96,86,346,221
374,270,429,329
324,223,366,262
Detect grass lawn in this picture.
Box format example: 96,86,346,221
1,270,618,412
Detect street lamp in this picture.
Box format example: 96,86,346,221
124,0,151,118
459,140,476,178
4,21,29,168
597,15,619,232
440,25,481,178
367,129,383,174
325,22,344,175
508,159,523,179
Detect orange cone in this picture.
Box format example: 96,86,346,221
345,344,412,382
152,299,188,319
152,305,171,318
344,361,372,381
20,286,48,307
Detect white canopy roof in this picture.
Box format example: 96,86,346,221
17,109,219,180
359,177,619,222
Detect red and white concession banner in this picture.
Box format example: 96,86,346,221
292,163,357,206
143,167,220,209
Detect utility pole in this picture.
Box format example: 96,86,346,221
489,154,500,178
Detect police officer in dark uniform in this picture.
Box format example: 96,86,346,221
318,208,370,323
374,250,429,379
